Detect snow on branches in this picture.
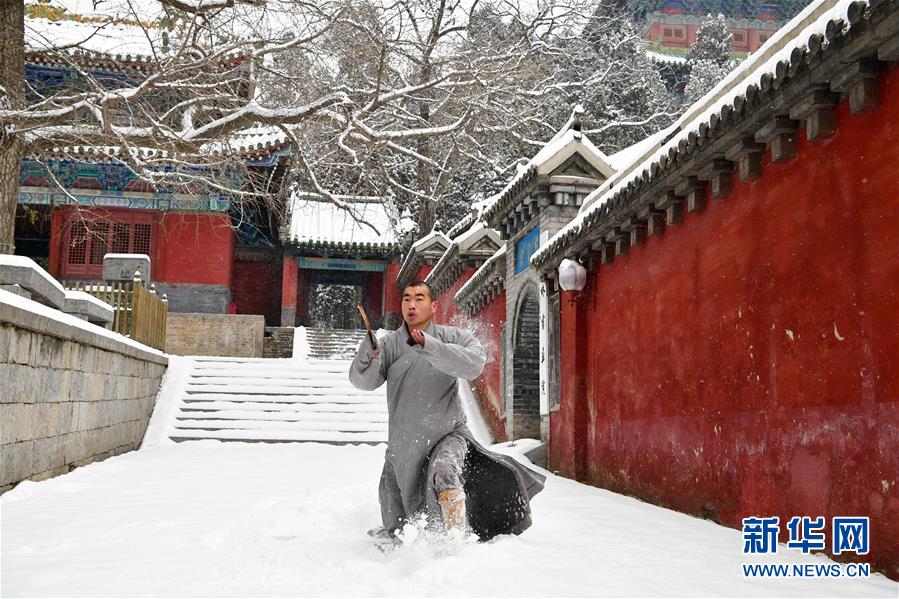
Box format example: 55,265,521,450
1,0,685,253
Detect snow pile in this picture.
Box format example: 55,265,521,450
2,441,895,597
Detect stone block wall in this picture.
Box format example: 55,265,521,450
165,313,264,357
0,294,168,494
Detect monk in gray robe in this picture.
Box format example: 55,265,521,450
349,280,546,542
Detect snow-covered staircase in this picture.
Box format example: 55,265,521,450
305,327,369,360
147,328,387,445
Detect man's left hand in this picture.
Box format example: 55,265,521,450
410,328,425,347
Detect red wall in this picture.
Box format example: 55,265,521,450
552,66,899,576
470,291,508,442
281,257,297,323
155,213,234,285
49,207,235,285
384,262,402,325
433,269,474,326
232,259,282,326
47,207,65,278
295,268,308,325
434,268,508,443
645,21,772,52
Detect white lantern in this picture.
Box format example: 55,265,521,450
558,258,587,292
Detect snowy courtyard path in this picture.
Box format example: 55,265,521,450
2,440,896,598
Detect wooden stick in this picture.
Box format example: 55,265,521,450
357,304,378,350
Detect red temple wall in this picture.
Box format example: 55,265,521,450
552,66,899,576
384,262,402,324
364,270,384,324
47,207,232,284
47,208,65,278
232,259,282,326
645,20,773,52
295,268,309,325
155,213,234,285
433,269,474,326
414,264,433,283
281,257,298,324
469,291,508,443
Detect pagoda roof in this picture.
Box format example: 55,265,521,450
26,126,292,163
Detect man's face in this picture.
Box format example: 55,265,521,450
402,284,436,328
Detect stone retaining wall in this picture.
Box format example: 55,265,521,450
0,292,168,494
165,313,264,357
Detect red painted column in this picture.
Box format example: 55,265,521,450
281,256,297,327
384,262,402,328
557,286,590,481
47,207,65,278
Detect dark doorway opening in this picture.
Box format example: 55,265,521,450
512,290,541,439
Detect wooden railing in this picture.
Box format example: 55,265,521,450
63,273,168,351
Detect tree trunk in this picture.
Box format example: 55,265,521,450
414,55,435,238
0,0,25,255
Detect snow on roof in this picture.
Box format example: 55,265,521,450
395,230,452,287
207,127,291,157
481,114,616,223
26,16,160,59
25,0,165,59
605,126,676,172
454,220,499,250
410,230,451,252
445,195,493,240
533,0,860,268
645,49,688,65
425,221,501,292
287,194,396,250
454,244,507,305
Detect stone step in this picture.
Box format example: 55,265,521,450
179,408,387,422
157,329,388,445
179,400,385,414
181,393,383,404
173,418,387,432
170,429,386,443
184,383,379,395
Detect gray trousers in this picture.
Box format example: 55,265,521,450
380,431,468,532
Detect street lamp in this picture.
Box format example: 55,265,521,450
558,258,587,292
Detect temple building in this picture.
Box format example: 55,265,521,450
643,0,786,52
16,10,292,316
279,194,406,330
15,9,408,333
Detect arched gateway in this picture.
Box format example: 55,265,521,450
512,288,541,439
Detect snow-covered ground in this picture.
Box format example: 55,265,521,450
2,441,895,597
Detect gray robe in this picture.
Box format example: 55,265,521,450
349,321,546,541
